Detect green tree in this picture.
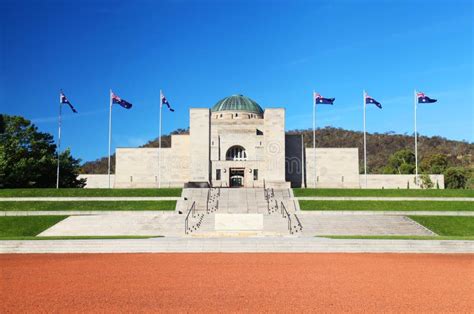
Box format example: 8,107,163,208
444,167,468,189
0,115,85,188
421,154,448,174
384,149,416,174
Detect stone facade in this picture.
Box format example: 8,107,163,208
102,95,444,189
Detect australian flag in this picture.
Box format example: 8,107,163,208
314,92,335,105
60,92,78,113
365,94,382,109
111,92,132,109
160,90,174,112
417,92,437,104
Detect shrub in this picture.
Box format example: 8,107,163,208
444,167,468,189
419,174,434,189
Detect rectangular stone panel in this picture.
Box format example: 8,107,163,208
215,214,263,231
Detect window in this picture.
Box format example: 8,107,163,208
253,169,258,180
216,169,221,180
226,146,247,161
256,129,263,135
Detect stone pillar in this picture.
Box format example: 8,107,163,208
189,108,210,183
263,108,286,184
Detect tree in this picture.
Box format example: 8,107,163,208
421,154,448,174
444,167,468,189
0,115,85,188
384,149,416,174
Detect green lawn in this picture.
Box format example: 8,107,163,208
299,200,474,211
322,235,474,240
409,216,474,236
0,236,161,240
0,201,177,211
0,188,182,197
294,188,474,198
0,216,68,237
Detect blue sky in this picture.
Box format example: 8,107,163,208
1,0,473,162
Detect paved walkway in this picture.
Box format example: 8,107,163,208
0,197,179,201
2,210,473,216
297,196,474,201
1,237,473,253
36,213,435,237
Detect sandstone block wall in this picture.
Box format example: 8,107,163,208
189,108,210,183
305,148,360,188
78,174,115,188
264,108,286,184
361,174,445,189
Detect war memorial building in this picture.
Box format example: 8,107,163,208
95,94,443,189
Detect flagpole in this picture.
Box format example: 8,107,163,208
56,94,62,189
414,89,418,185
363,90,367,188
312,91,316,188
301,134,305,188
158,90,162,189
108,89,113,189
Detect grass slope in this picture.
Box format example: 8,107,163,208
294,188,474,198
0,201,177,211
0,216,67,237
299,200,474,211
409,216,474,236
0,188,182,197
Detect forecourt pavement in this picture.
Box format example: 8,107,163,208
1,253,473,313
1,237,474,253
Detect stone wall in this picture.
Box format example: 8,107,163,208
189,108,210,183
114,134,190,188
264,108,286,185
305,148,360,188
361,174,445,189
78,174,115,188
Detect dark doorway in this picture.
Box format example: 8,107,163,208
229,168,245,187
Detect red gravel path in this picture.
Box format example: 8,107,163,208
1,253,473,313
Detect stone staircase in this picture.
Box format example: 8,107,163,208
177,188,299,214
179,187,303,237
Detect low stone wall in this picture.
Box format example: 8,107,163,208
78,174,115,189
360,174,444,189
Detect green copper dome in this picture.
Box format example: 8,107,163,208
211,95,264,114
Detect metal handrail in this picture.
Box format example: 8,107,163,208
185,201,196,234
280,201,293,234
264,188,270,214
294,213,303,232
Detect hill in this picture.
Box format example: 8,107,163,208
80,127,472,174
